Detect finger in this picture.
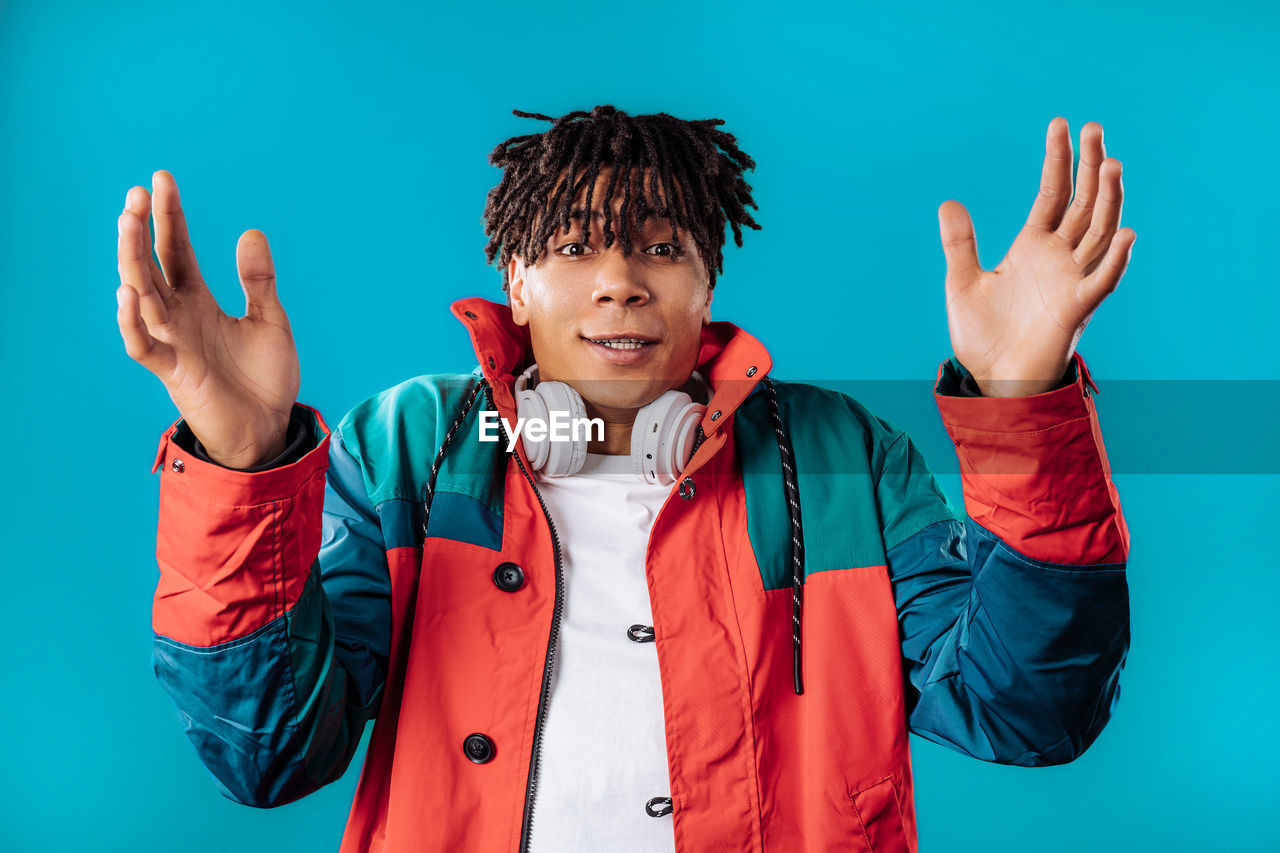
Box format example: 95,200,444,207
123,185,172,299
1073,158,1124,271
151,170,203,288
938,200,982,282
236,229,289,325
116,284,176,375
1079,227,1135,309
118,209,172,329
1024,116,1073,232
1058,121,1106,246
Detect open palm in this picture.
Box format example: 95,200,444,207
116,170,300,468
938,118,1136,397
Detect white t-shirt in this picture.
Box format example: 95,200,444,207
528,451,677,852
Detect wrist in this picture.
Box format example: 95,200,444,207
972,361,1075,398
972,375,1064,398
204,420,292,470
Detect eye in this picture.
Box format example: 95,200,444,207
645,242,683,258
555,241,594,257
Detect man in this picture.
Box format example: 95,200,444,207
117,105,1134,852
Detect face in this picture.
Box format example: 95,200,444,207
507,167,713,424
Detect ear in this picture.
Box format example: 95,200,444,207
508,256,530,326
701,283,713,326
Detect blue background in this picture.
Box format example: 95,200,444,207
2,0,1276,850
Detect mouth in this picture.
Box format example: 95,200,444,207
581,333,660,365
582,335,659,351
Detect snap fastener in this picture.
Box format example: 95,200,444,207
464,310,477,319
627,624,655,643
492,562,525,592
171,458,185,473
746,366,757,377
488,357,496,369
677,477,695,501
645,796,673,817
463,733,495,764
710,410,721,421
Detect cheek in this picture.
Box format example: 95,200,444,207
528,275,581,314
524,284,581,367
522,280,566,328
670,306,707,359
683,290,711,328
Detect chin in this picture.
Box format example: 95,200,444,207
572,376,668,413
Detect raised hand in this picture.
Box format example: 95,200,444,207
116,170,301,468
937,118,1136,397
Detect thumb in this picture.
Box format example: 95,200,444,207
236,229,284,322
937,200,981,280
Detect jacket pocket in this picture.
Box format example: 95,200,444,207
849,776,911,853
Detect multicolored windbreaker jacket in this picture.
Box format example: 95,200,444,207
149,297,1130,852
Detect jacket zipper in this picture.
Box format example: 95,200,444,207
511,434,564,853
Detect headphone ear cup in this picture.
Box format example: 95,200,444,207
514,386,551,471
631,391,706,485
531,379,588,477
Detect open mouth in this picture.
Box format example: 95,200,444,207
584,336,657,351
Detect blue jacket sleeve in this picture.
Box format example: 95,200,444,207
151,408,392,807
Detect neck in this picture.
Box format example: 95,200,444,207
583,400,639,455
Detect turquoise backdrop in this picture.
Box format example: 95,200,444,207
2,0,1276,850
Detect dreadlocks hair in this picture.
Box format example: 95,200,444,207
483,104,762,292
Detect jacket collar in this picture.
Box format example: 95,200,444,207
450,297,772,438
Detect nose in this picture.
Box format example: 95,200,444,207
591,245,650,308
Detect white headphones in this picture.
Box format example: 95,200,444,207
513,364,709,485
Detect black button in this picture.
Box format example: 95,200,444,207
493,562,525,592
678,477,695,501
627,624,655,643
645,796,673,817
463,733,495,764
464,310,477,319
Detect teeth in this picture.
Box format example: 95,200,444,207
591,338,650,350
